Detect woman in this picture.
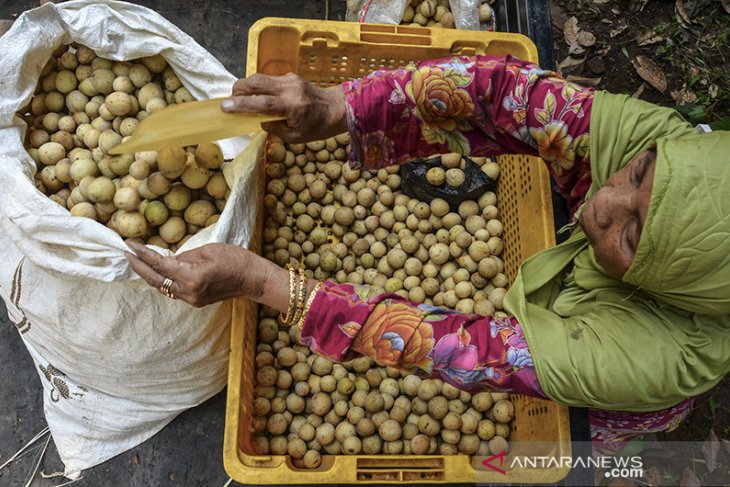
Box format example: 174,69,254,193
126,55,730,447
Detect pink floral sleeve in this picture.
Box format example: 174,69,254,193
296,57,692,445
342,54,593,215
299,281,544,397
299,281,695,446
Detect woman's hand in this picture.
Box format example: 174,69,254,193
221,73,347,143
125,241,257,307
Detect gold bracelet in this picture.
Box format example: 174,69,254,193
281,265,297,324
290,268,307,325
294,280,323,336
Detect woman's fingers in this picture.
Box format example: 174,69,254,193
231,73,285,96
127,252,192,302
223,73,346,142
221,94,286,116
125,252,165,288
224,74,290,115
125,241,187,296
261,120,300,141
127,240,181,276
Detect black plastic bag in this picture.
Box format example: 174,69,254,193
399,155,494,211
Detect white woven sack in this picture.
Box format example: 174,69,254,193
0,0,261,478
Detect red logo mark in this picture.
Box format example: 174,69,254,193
482,450,507,475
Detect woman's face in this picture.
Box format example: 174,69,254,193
579,150,656,279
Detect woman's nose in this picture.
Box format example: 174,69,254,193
593,186,633,228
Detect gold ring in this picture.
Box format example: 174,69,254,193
160,277,174,299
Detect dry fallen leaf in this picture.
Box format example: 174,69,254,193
569,44,587,56
610,22,629,38
632,55,667,93
564,17,579,46
631,0,650,13
637,28,665,46
558,55,587,69
558,55,586,75
566,75,602,87
633,82,647,98
676,0,693,26
679,467,702,487
595,44,612,56
577,31,596,47
722,0,730,14
671,87,697,105
701,429,720,473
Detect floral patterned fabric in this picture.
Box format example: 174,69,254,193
298,55,692,445
590,400,694,452
343,54,593,215
300,281,544,396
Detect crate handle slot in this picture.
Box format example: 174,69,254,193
359,24,432,46
301,31,340,48
356,458,446,482
357,457,444,469
450,41,489,56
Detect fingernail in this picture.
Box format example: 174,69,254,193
221,99,235,110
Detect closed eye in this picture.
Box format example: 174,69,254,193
631,164,640,187
631,153,651,187
631,218,641,252
625,216,640,254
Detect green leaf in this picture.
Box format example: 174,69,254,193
535,108,550,125
354,285,378,302
423,314,447,322
710,117,730,131
544,91,556,117
561,82,576,102
404,80,417,104
444,67,473,87
677,103,708,124
421,124,445,145
456,119,474,132
442,130,471,155
573,133,590,158
514,83,524,99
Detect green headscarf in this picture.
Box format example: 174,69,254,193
624,132,730,314
504,92,730,412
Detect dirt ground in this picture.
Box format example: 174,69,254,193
550,0,729,124
549,1,729,485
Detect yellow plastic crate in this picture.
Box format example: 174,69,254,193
225,18,570,484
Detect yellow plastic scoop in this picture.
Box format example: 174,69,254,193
109,98,284,154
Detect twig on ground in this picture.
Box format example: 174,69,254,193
0,427,50,472
23,433,51,487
